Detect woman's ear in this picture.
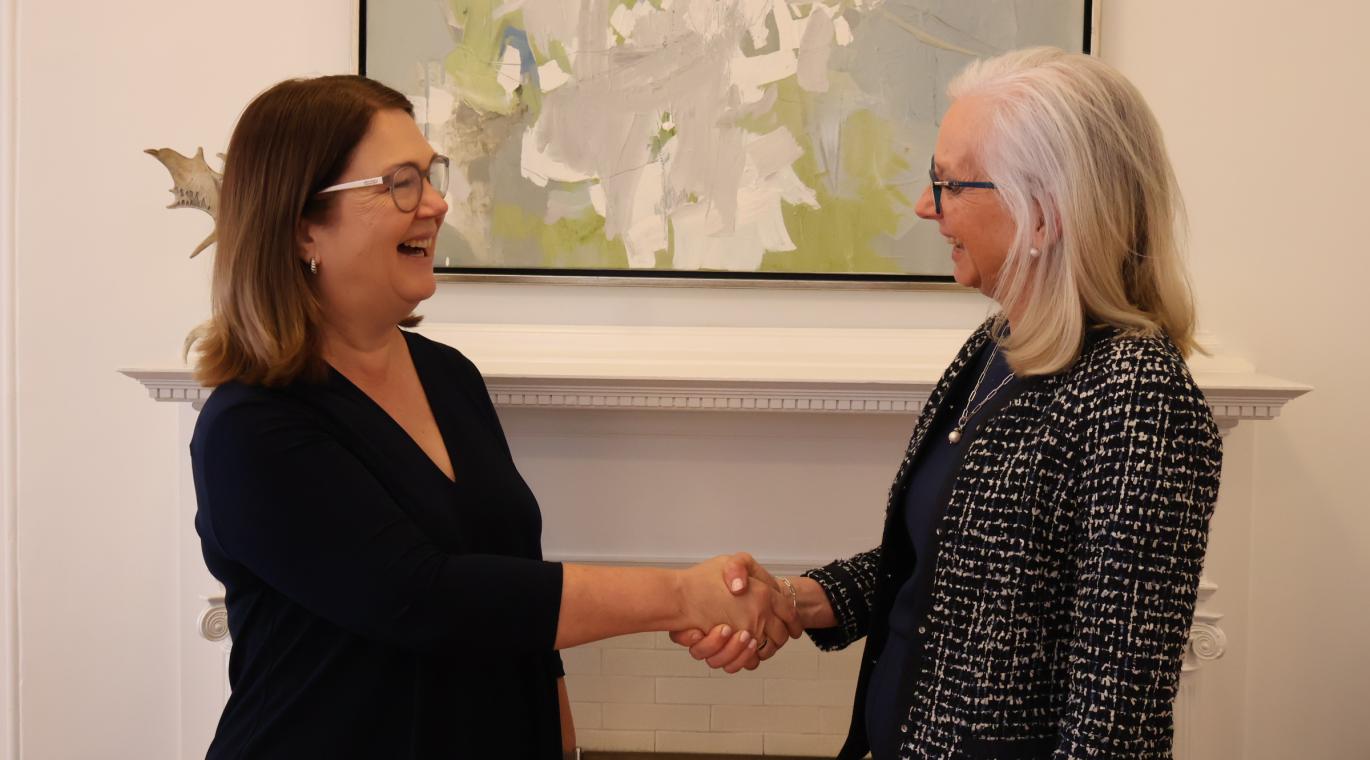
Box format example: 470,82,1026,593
1030,199,1059,253
296,219,317,266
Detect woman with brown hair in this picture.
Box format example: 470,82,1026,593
187,75,798,759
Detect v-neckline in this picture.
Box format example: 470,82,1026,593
327,331,458,486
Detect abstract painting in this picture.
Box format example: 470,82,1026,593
362,0,1091,282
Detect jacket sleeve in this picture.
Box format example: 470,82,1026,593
193,398,564,657
802,547,883,651
1053,361,1222,758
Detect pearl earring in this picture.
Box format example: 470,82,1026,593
1028,247,1041,258
309,258,319,274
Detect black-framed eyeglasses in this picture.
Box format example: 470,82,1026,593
316,155,451,213
928,156,996,215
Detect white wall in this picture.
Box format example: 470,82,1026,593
1101,2,1370,759
13,2,356,757
9,1,1366,758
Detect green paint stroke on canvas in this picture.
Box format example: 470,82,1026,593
493,203,630,269
545,38,572,76
649,114,677,159
743,79,911,273
445,0,519,115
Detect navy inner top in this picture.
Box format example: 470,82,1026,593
865,335,1019,758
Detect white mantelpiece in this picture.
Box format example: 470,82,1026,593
123,323,1309,422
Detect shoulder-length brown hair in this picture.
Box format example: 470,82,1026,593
186,75,419,388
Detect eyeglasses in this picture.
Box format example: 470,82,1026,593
928,156,996,215
316,155,451,213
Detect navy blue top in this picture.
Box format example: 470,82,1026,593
191,330,566,759
865,337,1018,758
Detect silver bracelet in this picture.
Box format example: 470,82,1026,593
777,575,799,612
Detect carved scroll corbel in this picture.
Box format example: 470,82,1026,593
197,594,228,643
1183,578,1227,672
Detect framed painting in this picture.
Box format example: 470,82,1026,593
360,0,1094,287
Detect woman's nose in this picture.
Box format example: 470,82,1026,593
419,180,449,217
914,185,939,219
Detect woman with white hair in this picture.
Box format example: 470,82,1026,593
674,47,1223,759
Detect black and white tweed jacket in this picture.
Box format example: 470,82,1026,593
806,320,1222,760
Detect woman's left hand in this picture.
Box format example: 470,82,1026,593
674,623,765,672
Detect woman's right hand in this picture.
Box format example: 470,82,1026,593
672,553,832,672
676,555,799,670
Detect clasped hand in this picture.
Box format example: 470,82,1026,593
676,553,797,673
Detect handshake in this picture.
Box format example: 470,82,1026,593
668,552,829,673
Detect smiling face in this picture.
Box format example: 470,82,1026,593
300,108,448,327
915,96,1018,298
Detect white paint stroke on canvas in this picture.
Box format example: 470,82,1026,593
389,0,1073,272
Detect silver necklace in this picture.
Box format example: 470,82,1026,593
947,341,1015,444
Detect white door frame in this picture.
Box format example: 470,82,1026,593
0,0,21,756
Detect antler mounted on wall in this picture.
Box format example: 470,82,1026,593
145,147,223,258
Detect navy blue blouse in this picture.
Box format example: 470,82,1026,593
191,330,565,759
866,337,1018,758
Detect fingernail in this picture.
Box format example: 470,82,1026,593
748,638,759,650
720,625,732,638
730,578,744,592
738,630,750,644
688,631,702,644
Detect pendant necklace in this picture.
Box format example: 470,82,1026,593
947,340,1015,444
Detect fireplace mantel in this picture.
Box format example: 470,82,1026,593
122,322,1309,422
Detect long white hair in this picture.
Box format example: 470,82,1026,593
948,47,1198,375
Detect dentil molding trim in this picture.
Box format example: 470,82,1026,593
123,323,1309,423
